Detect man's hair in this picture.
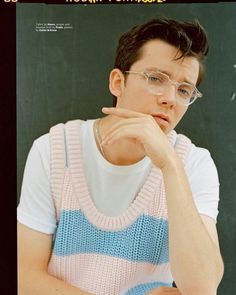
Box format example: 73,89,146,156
113,17,209,106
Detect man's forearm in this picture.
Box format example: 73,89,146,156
18,270,93,295
161,155,224,295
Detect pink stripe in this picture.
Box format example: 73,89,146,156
48,253,173,295
60,168,168,220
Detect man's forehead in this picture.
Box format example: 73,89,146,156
139,39,193,62
144,66,198,85
134,40,200,84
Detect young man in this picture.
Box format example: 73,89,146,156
17,18,224,295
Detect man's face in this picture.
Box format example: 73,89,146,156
116,39,200,134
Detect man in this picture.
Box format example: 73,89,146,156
18,18,224,295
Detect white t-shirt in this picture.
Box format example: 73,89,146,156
17,119,220,234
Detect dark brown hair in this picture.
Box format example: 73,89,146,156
113,17,209,106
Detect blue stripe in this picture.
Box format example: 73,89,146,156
124,281,172,295
53,210,169,265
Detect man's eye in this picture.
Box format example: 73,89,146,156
178,87,192,98
148,75,162,83
179,88,189,95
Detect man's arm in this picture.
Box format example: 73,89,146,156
18,222,92,295
146,286,182,294
162,158,224,295
146,175,223,295
101,107,224,295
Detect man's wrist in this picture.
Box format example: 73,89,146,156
160,152,182,174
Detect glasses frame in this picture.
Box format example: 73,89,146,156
125,70,203,106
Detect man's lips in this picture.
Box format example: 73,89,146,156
152,114,170,125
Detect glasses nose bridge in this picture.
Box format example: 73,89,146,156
167,77,180,92
165,78,180,99
160,77,178,106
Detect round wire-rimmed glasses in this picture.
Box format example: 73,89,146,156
125,70,203,106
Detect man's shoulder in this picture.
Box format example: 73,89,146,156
33,119,93,160
183,139,217,176
175,132,210,157
174,131,214,168
34,133,49,146
188,143,212,163
33,133,50,163
50,118,87,128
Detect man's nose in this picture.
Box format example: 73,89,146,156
156,84,177,107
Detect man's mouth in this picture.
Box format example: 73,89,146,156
152,114,170,125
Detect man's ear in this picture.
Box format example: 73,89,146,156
109,68,125,98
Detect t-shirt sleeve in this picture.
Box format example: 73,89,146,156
17,134,57,234
184,145,220,223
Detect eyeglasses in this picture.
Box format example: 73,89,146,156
125,70,203,106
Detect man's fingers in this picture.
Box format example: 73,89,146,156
102,107,148,118
102,123,142,145
101,118,145,141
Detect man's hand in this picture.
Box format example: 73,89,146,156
146,286,182,294
101,107,177,169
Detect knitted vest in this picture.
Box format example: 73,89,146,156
47,120,192,295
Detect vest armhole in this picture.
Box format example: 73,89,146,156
175,134,192,162
49,123,67,222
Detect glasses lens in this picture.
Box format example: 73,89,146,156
146,71,198,105
147,72,168,95
177,83,196,103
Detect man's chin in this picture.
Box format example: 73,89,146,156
157,122,171,134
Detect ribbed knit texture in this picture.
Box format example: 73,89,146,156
48,120,192,295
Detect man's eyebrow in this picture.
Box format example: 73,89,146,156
145,67,194,85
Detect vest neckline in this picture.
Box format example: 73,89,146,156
65,120,177,231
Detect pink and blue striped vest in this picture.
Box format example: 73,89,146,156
48,120,191,295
